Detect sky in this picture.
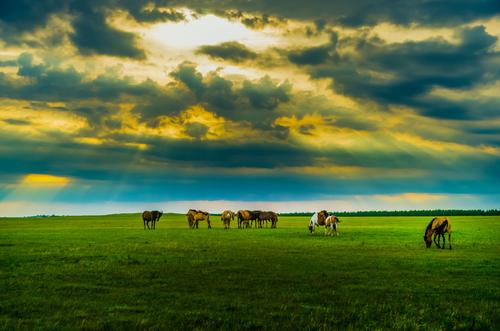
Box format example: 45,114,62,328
1,1,499,216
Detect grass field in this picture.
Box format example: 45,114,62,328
1,214,499,330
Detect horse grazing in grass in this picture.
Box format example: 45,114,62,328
221,210,234,229
237,210,259,229
424,217,452,249
258,211,278,228
187,209,211,229
308,210,329,233
324,215,340,236
142,210,163,230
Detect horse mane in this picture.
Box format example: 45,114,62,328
425,217,437,235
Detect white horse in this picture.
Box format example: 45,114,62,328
308,210,328,233
325,215,340,236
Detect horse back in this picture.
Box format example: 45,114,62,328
142,211,152,221
431,217,452,234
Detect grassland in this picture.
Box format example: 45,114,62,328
1,214,499,330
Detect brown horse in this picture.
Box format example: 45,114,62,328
237,210,259,228
142,210,163,230
324,215,340,236
258,211,279,228
221,210,234,229
424,217,452,249
308,210,329,233
187,209,211,229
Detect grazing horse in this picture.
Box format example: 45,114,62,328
142,210,163,230
221,210,234,229
187,209,211,229
237,210,259,228
308,210,329,233
324,215,340,236
424,217,452,249
258,211,279,228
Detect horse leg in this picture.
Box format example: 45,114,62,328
433,233,440,248
144,220,146,230
208,219,211,229
441,233,445,249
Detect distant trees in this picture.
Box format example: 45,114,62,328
281,209,500,217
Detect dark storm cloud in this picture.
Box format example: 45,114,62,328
2,129,499,203
0,53,162,102
288,45,331,65
1,55,294,130
70,8,146,59
154,62,292,127
184,122,209,139
169,0,500,27
0,0,67,31
196,41,257,63
0,0,185,58
289,26,500,119
0,59,17,67
216,10,287,29
2,118,31,126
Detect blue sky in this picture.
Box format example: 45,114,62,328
1,1,499,215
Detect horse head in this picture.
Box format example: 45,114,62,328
424,233,432,248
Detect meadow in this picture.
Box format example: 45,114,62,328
1,214,499,330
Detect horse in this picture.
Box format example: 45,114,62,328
308,210,329,233
424,217,452,249
186,209,211,229
249,210,262,228
324,215,340,236
221,210,234,229
237,210,259,228
142,210,163,230
258,211,278,228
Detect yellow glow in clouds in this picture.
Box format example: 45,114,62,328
147,13,278,49
22,174,71,186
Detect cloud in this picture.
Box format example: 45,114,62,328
288,45,331,65
0,0,186,58
184,122,209,139
169,0,500,27
196,41,257,63
289,26,499,120
0,59,17,67
70,7,146,59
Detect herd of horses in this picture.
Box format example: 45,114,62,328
141,210,453,249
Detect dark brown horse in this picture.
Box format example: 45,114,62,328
187,209,211,229
424,217,452,249
258,211,278,228
142,210,163,230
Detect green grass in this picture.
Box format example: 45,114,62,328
1,214,499,330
